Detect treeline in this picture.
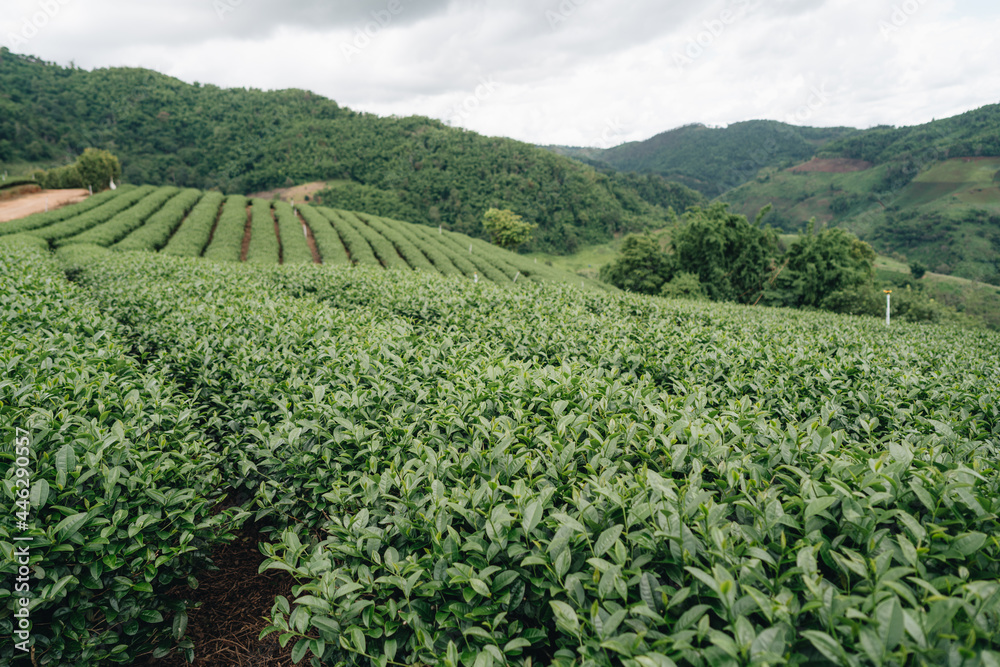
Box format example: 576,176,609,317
0,49,698,252
819,104,1000,166
601,204,968,324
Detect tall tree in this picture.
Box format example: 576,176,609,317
671,203,779,303
598,233,674,294
770,222,876,308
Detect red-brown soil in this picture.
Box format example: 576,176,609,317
788,158,872,173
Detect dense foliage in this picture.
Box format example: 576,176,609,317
598,234,675,295
557,121,857,197
766,225,877,310
0,237,242,664
482,208,537,250
31,148,121,192
596,207,958,326
0,49,690,252
602,204,782,304
4,237,997,666
819,104,1000,166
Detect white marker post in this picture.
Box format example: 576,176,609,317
474,272,478,284
884,289,892,326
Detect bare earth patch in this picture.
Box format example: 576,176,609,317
0,188,89,223
249,181,328,205
788,158,872,173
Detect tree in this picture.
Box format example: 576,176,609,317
32,148,121,192
671,203,779,303
769,222,876,309
598,233,674,294
76,148,122,191
660,272,707,300
909,260,927,279
482,208,537,249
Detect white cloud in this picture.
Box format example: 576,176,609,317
1,0,998,146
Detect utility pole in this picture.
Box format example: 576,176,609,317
884,289,892,325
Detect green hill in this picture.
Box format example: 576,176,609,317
721,156,1000,287
546,121,858,196
0,48,700,253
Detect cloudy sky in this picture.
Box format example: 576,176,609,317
3,0,999,147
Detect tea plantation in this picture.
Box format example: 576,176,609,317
1,192,999,666
0,186,596,289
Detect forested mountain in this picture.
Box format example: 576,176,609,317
817,104,1000,165
548,121,858,196
0,49,701,252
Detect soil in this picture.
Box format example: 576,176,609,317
788,158,872,173
0,184,42,202
148,519,297,667
240,205,252,262
297,210,322,264
202,202,225,256
271,207,283,264
249,182,327,205
0,188,89,223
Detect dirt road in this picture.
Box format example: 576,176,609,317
0,189,90,224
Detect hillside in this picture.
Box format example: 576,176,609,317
721,156,1000,287
4,227,1000,665
546,121,858,196
0,49,702,253
0,184,601,289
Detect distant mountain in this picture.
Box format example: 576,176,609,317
0,48,703,253
542,106,1000,285
544,121,859,197
719,107,1000,287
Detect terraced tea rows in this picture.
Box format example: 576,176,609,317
2,233,998,666
0,187,596,288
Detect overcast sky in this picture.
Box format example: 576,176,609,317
3,0,998,147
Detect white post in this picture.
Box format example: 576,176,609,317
88,185,93,195
439,225,442,235
884,290,892,326
469,244,473,253
513,271,519,283
474,272,478,284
